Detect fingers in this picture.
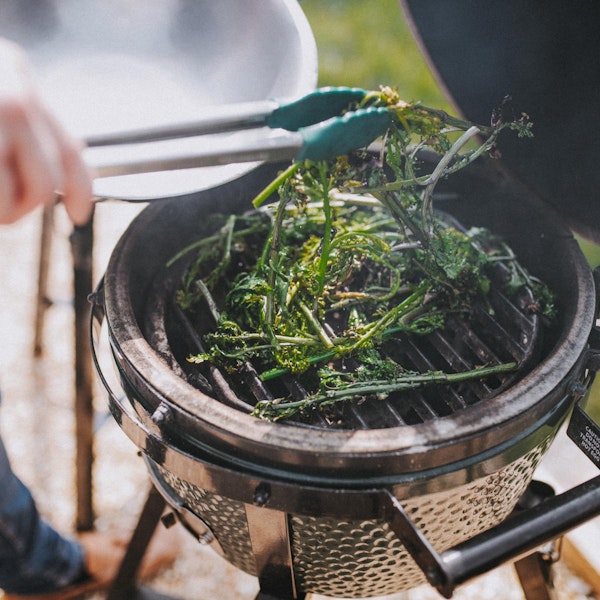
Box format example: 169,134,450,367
42,107,93,226
59,139,94,226
0,39,93,225
0,98,93,226
0,132,17,221
0,99,59,223
0,40,53,223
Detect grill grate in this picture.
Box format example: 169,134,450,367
162,267,541,430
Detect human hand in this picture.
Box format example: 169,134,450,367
0,39,92,225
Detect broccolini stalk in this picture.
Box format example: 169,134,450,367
174,85,548,421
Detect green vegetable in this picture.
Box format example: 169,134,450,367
173,86,552,422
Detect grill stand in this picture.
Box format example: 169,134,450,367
514,553,558,600
104,481,563,600
106,486,185,600
512,482,560,600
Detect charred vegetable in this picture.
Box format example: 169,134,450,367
172,87,552,421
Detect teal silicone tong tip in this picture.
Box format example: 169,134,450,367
297,107,392,162
267,87,368,131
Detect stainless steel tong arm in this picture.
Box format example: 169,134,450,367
82,88,393,181
84,128,303,178
84,99,279,147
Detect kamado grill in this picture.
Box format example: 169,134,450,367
86,2,600,599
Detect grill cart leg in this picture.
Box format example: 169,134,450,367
33,204,54,357
512,482,560,600
514,550,558,600
106,485,183,600
70,214,96,532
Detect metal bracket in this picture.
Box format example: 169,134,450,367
245,502,304,600
381,489,450,593
144,456,224,556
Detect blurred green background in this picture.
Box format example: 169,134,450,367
301,0,451,109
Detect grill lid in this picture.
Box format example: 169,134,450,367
401,0,600,243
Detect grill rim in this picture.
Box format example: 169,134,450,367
101,160,596,476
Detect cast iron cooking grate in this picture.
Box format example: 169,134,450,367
155,254,542,431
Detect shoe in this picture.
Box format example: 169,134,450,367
2,522,182,600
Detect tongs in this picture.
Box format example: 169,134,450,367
83,87,392,180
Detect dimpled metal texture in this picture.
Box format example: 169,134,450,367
292,441,552,596
156,466,258,576
154,437,551,597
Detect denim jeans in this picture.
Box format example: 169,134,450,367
0,433,85,593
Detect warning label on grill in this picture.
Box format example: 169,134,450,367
568,403,600,469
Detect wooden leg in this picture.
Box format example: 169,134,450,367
33,205,55,356
514,550,558,600
35,204,96,529
106,486,167,600
70,212,181,598
70,211,96,532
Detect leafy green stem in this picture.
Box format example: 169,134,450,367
317,163,333,297
265,192,292,326
253,362,518,420
167,219,266,268
252,162,299,208
348,283,429,350
298,300,335,348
